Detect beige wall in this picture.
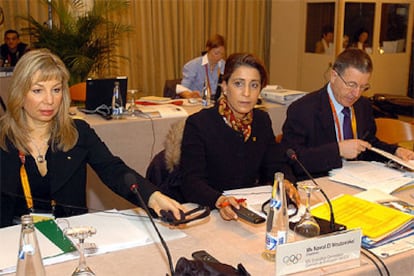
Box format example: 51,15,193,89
269,1,303,89
269,0,414,96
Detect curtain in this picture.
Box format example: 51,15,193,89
0,0,270,96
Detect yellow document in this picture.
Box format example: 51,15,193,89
311,194,414,241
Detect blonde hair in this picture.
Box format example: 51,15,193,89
0,48,78,153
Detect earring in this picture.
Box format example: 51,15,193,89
223,91,227,95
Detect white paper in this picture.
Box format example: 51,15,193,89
329,161,414,194
0,210,186,274
369,147,414,171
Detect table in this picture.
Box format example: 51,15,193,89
81,101,289,211
5,177,413,275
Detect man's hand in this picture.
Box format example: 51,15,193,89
338,139,371,159
395,147,414,161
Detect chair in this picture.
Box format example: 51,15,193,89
163,78,182,99
69,82,86,103
375,118,414,149
146,119,186,202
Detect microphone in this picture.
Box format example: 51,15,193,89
286,149,336,232
126,173,175,276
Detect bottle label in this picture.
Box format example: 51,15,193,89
265,231,287,251
270,198,282,210
265,232,277,250
18,244,35,259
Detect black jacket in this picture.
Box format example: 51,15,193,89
281,85,397,178
0,119,157,227
180,106,295,209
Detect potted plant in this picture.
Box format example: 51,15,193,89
20,0,131,85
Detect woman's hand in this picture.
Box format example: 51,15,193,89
215,195,244,221
147,191,184,220
179,90,201,99
285,180,301,206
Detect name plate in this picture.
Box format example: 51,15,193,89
276,229,362,275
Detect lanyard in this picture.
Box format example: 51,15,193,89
204,64,212,96
328,98,357,141
18,151,55,213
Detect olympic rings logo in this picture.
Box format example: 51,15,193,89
282,254,302,265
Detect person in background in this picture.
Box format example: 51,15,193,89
352,28,370,51
0,49,183,227
342,35,350,51
0,29,29,67
178,34,226,99
315,25,334,54
281,48,414,179
179,53,300,221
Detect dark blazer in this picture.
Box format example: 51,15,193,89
180,106,295,209
0,119,157,227
281,85,397,178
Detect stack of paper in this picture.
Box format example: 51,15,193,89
311,194,414,248
260,86,307,105
329,161,414,194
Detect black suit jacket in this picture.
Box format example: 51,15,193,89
281,85,397,178
1,119,157,227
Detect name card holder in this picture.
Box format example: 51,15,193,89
276,229,362,275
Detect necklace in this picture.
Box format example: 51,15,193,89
31,140,48,163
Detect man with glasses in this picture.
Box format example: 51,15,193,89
281,48,414,179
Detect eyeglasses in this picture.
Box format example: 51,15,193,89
334,70,370,92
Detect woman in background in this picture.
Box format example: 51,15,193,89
178,34,226,99
179,53,299,221
0,49,183,227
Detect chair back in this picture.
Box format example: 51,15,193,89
375,118,414,146
69,82,86,102
163,79,182,99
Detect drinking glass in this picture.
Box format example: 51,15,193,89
127,89,138,116
64,226,97,276
294,181,320,239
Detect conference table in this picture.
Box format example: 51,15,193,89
78,100,289,211
3,177,413,275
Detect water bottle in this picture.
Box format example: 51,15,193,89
16,215,46,276
262,172,289,262
201,79,211,107
111,81,124,119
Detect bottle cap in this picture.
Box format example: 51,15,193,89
21,215,34,225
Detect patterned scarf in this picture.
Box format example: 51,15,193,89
218,96,253,142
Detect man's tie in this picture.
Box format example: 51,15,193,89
342,107,353,140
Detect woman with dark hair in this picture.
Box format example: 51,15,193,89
0,49,183,227
179,53,299,221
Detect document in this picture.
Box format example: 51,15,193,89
311,194,414,248
369,147,414,171
329,161,414,194
0,209,186,274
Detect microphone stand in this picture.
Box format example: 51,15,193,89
130,184,175,276
287,150,336,232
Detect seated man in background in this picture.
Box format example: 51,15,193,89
0,29,29,67
281,48,414,179
178,34,225,99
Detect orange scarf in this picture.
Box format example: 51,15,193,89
218,96,253,142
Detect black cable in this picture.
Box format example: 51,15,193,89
130,185,175,276
133,110,157,161
361,247,390,276
361,249,383,276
